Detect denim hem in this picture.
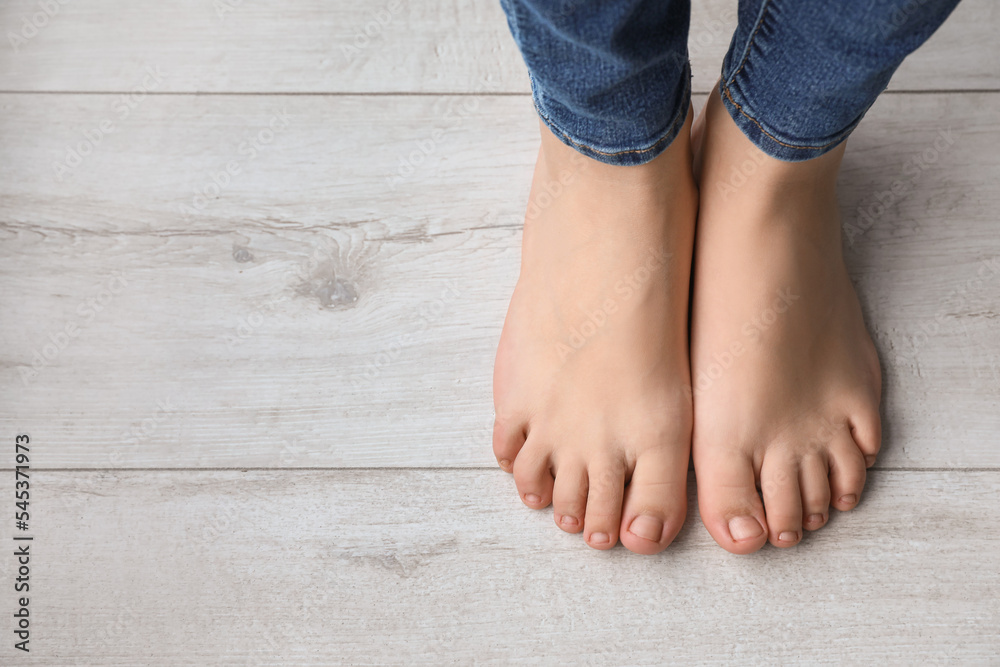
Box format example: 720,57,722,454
530,68,691,167
717,0,860,163
719,79,863,163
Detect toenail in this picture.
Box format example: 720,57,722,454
864,455,876,467
559,514,578,528
498,458,511,471
807,514,825,525
839,494,857,506
524,493,541,505
628,515,664,542
778,531,799,543
589,532,610,545
728,516,764,542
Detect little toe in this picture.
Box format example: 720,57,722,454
760,452,802,547
551,462,588,533
619,447,688,555
829,435,867,511
493,417,526,473
695,449,768,554
583,458,626,550
799,455,831,531
512,442,554,509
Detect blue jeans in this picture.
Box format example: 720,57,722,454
500,0,961,165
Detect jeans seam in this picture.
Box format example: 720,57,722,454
722,88,843,152
532,72,690,159
722,0,842,153
726,0,773,87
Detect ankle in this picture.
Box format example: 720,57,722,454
701,89,844,199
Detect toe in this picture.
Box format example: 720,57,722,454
695,448,768,554
849,405,882,467
760,451,802,547
799,455,831,531
551,462,588,533
829,435,867,511
583,457,626,550
619,447,689,555
493,418,526,473
512,441,554,509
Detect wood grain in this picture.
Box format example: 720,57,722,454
0,0,995,94
1,469,997,665
1,92,998,468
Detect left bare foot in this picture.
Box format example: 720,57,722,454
690,89,883,553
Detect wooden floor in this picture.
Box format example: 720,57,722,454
1,1,998,664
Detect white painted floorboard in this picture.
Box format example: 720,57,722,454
0,470,997,665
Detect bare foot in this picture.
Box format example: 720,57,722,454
690,90,882,553
493,114,697,554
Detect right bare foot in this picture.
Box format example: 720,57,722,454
492,114,697,554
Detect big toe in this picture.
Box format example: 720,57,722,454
619,447,689,555
695,448,768,554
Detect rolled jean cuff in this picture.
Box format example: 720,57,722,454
530,63,692,167
718,78,863,163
